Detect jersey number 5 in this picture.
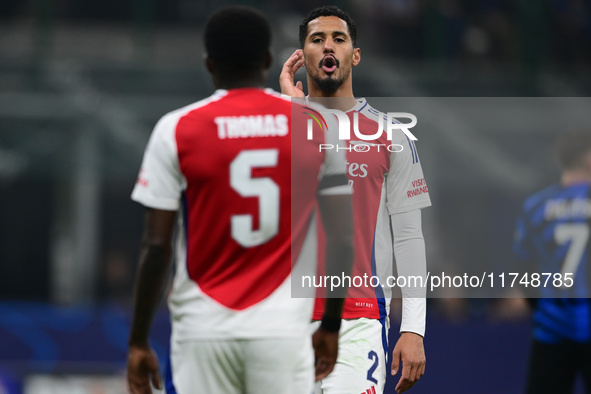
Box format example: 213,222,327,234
230,149,280,248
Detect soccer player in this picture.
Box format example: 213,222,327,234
280,6,431,394
513,130,591,394
126,6,353,394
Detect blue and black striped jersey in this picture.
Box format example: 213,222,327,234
514,182,591,343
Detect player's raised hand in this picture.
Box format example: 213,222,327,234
279,49,305,97
312,326,339,381
127,345,162,394
391,332,426,393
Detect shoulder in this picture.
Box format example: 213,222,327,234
263,88,292,103
355,100,415,145
152,90,228,132
522,184,561,213
170,90,229,119
355,99,378,121
260,89,293,114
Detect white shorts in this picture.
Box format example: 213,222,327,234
167,336,314,394
311,318,389,394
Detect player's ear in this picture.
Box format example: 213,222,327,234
352,48,360,67
204,55,215,74
264,50,273,70
302,49,308,68
205,55,221,88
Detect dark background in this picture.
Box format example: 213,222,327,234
1,0,590,392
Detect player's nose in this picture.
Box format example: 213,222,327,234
323,39,335,52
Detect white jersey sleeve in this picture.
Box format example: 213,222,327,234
391,209,427,337
385,130,431,215
131,112,186,210
387,125,429,337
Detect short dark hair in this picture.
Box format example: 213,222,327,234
299,6,357,48
555,130,591,170
205,6,271,72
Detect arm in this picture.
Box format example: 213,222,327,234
490,211,538,319
312,192,354,381
127,208,176,394
390,209,427,393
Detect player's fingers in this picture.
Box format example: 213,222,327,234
413,356,426,382
127,364,147,393
151,371,162,391
394,363,407,392
314,363,326,381
409,366,420,388
396,376,414,393
415,358,425,380
404,361,425,392
314,358,335,381
391,348,401,375
395,362,415,393
420,361,426,377
296,81,303,91
128,375,152,394
288,58,304,78
282,50,303,75
397,379,418,393
291,58,304,74
144,354,162,390
411,359,422,380
279,51,305,97
395,377,406,393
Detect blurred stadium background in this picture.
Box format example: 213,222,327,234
1,0,590,392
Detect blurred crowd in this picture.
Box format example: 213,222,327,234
1,0,590,69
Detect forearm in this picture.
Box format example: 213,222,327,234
391,209,427,336
319,194,354,327
323,235,354,321
128,244,172,347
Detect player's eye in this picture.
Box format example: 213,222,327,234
312,38,323,43
335,37,346,43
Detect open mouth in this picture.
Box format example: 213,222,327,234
321,56,338,73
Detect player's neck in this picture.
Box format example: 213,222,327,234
561,169,591,187
217,81,266,90
215,74,267,90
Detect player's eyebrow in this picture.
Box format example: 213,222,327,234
331,30,348,38
308,31,326,40
308,30,349,40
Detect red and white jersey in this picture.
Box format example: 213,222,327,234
313,98,431,321
132,88,348,341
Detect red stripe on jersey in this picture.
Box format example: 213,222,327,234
175,88,324,310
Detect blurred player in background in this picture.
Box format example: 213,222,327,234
126,6,353,394
513,130,591,394
280,6,431,393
